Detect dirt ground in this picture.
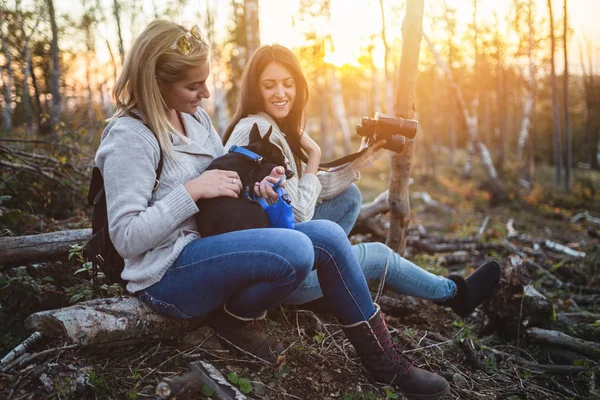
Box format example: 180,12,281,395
1,164,599,400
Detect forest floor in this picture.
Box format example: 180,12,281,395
1,156,600,400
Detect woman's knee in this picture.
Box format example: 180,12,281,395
297,220,350,251
273,230,314,280
345,184,362,207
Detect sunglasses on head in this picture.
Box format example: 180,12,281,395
172,25,205,55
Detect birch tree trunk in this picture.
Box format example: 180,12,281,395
463,0,479,180
329,67,351,154
563,0,571,191
494,12,506,172
21,12,42,136
319,74,333,160
386,0,424,254
369,44,381,115
378,0,393,114
424,35,502,191
244,0,260,58
82,0,97,125
29,60,43,129
112,0,125,65
206,5,229,136
517,0,535,182
47,0,61,139
548,0,563,187
0,11,14,133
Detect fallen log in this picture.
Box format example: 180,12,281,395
0,331,42,371
0,228,92,268
486,346,586,375
24,296,205,346
156,360,246,400
526,327,600,360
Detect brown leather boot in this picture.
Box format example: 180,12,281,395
342,305,449,400
207,304,284,363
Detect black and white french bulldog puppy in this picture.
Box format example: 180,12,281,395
195,123,294,237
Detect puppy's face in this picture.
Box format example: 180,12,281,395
247,124,295,179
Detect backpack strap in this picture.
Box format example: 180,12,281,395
125,112,164,190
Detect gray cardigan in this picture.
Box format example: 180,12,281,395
226,113,358,222
95,108,225,293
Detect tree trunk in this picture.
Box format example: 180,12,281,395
563,0,571,191
386,0,424,254
21,12,42,136
205,5,229,136
24,297,205,346
29,61,43,129
329,67,351,154
0,11,14,133
0,229,92,268
517,0,535,183
22,43,33,135
424,34,503,197
494,12,506,172
244,0,260,58
112,0,125,65
548,0,563,187
47,0,61,139
378,0,393,114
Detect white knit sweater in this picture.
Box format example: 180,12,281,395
95,108,225,293
226,113,358,222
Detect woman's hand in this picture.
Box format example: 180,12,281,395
350,139,387,172
299,131,321,174
254,166,285,204
184,170,242,201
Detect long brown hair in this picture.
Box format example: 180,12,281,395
223,45,309,163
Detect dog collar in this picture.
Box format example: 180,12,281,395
228,145,263,164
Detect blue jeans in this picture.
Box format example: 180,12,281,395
285,185,457,304
312,184,362,236
284,242,456,304
140,220,376,325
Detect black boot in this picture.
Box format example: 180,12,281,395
207,304,284,363
342,305,449,400
437,259,501,317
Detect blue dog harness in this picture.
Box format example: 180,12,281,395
229,145,295,230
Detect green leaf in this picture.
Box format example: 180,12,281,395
238,378,252,394
201,383,214,397
313,331,325,344
227,372,239,385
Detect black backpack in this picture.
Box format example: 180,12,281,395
84,115,163,284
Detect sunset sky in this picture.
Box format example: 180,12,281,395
60,0,600,74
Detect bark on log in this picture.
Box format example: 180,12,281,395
24,296,205,346
526,327,600,360
0,228,92,268
156,360,246,400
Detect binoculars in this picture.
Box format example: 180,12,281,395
356,113,418,154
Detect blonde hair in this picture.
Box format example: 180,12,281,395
112,20,210,155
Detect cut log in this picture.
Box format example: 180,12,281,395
0,228,92,268
526,327,600,360
156,360,246,400
24,296,205,346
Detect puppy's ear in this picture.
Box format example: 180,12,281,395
249,123,262,144
262,126,273,143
